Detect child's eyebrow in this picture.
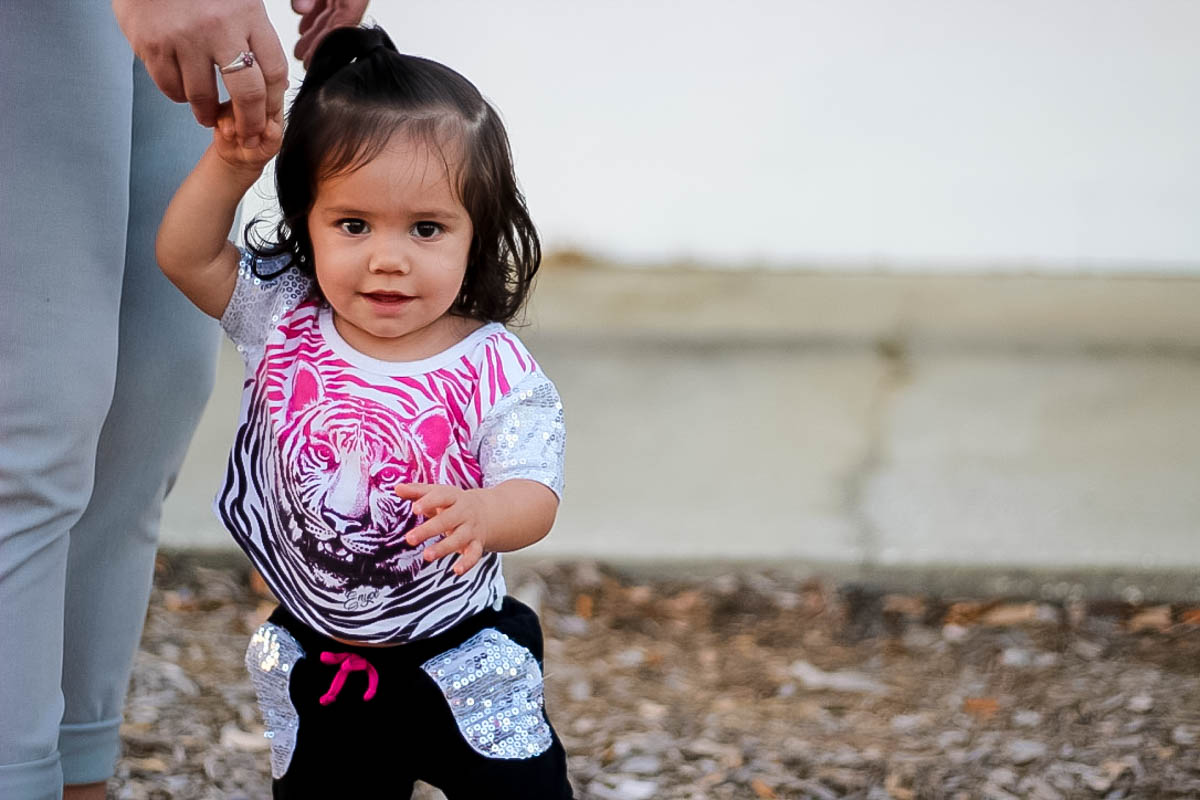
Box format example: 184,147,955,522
411,208,467,220
318,205,374,216
319,205,465,219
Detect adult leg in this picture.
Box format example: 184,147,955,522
59,59,220,792
0,6,134,799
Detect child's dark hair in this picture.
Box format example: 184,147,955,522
246,26,540,324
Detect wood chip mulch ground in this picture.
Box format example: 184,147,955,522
112,555,1200,799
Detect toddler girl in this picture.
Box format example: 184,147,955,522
156,25,573,799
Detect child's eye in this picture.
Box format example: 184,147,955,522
338,219,369,235
412,221,443,239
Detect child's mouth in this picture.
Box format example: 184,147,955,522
363,291,414,307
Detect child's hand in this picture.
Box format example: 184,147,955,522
212,105,283,175
396,483,492,577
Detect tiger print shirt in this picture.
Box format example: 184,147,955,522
216,251,565,644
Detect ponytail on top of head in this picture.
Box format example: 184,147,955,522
245,24,541,325
294,25,399,105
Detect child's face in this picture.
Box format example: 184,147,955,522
307,131,474,361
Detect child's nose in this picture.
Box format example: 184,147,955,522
368,238,412,274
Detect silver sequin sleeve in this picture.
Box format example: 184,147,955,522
220,249,313,364
472,372,566,499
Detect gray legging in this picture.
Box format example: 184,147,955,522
0,5,219,797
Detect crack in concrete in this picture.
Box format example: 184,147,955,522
844,334,911,569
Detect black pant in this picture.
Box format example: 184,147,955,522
266,599,574,799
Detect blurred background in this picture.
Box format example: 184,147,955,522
162,0,1200,595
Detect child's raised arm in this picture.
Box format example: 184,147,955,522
156,111,283,319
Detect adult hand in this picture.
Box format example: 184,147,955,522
292,0,371,68
112,0,289,148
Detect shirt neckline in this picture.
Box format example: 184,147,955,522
317,305,503,375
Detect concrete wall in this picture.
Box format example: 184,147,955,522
161,266,1200,591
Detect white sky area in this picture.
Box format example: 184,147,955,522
255,0,1200,272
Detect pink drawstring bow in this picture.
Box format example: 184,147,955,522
318,651,379,705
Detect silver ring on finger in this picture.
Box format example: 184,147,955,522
218,50,256,74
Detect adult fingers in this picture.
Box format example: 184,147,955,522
294,0,369,67
293,4,336,67
178,48,222,127
293,0,323,36
141,50,187,105
219,47,267,147
297,9,318,37
248,25,290,123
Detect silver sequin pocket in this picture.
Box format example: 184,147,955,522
422,628,552,760
245,622,305,778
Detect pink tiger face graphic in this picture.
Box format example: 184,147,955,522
273,362,453,590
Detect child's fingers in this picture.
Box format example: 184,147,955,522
263,113,284,146
393,482,434,500
452,540,485,576
405,506,464,547
213,101,236,138
421,525,471,561
404,517,441,547
409,486,461,518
